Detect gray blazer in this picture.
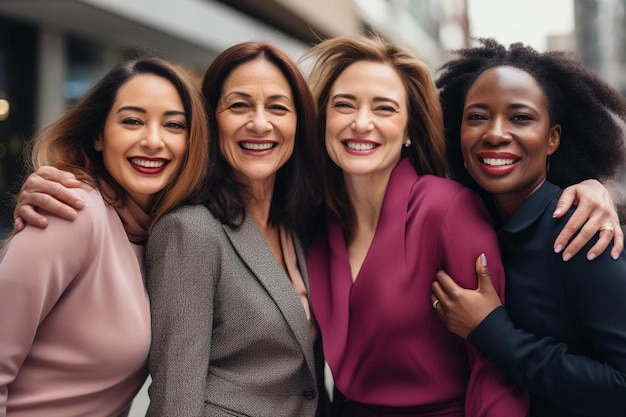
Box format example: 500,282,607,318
144,204,321,417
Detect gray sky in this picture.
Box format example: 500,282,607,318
467,0,574,51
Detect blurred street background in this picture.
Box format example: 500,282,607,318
0,0,624,413
0,0,626,417
0,0,624,237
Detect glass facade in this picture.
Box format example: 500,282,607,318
0,16,36,238
0,20,129,239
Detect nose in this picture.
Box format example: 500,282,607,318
141,124,164,150
246,107,273,134
352,108,374,133
482,116,511,145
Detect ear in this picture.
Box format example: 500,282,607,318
94,135,103,151
547,124,561,156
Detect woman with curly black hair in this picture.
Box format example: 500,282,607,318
432,38,626,416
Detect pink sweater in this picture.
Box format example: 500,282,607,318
0,186,150,417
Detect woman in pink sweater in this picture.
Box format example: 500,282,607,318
0,56,208,417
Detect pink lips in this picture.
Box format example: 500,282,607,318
342,139,378,155
129,157,168,175
239,140,276,155
475,151,520,176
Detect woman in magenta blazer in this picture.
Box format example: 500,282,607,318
303,35,526,417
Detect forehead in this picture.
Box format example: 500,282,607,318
222,59,292,96
465,65,548,106
113,73,182,107
117,74,175,95
332,61,406,99
468,65,546,102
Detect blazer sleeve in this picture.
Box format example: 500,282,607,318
469,250,626,417
0,190,93,412
145,206,221,417
438,187,528,417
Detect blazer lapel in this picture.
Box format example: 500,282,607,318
222,213,317,379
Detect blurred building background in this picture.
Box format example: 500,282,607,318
0,0,470,236
0,1,625,233
574,0,626,96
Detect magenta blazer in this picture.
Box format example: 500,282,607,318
308,158,528,416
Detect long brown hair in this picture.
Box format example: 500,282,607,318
26,55,209,229
200,42,323,234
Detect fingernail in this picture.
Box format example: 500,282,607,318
612,251,620,260
479,253,487,267
552,208,561,217
587,253,597,261
554,244,563,254
563,252,572,262
75,200,84,208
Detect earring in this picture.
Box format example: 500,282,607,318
404,138,411,148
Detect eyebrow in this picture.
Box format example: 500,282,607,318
465,102,536,111
331,93,400,107
117,105,186,117
224,91,292,102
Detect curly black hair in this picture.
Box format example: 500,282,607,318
436,38,626,196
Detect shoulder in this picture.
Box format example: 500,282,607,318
147,204,223,252
415,174,473,195
47,184,111,234
69,184,108,217
153,204,220,234
410,174,486,212
1,184,111,271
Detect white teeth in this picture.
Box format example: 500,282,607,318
241,142,274,151
345,141,375,151
131,158,165,168
482,158,515,166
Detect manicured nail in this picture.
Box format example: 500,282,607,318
563,252,572,262
479,253,487,267
552,208,561,217
612,251,620,260
587,253,597,261
554,244,563,254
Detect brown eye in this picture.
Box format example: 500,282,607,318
122,118,143,125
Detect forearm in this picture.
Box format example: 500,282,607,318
469,308,626,417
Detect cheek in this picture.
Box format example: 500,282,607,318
459,134,474,161
325,113,342,138
99,136,122,167
276,118,297,154
171,136,189,164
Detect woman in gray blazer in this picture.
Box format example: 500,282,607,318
144,42,328,417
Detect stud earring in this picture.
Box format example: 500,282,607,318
404,138,411,148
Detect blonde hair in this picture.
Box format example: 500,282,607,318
304,35,448,238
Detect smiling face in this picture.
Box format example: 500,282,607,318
325,60,409,182
216,58,296,189
95,74,188,210
461,65,561,217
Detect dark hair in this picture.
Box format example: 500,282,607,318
200,41,322,233
437,38,626,195
304,35,448,239
26,55,209,228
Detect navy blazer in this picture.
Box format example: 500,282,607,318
469,182,626,417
